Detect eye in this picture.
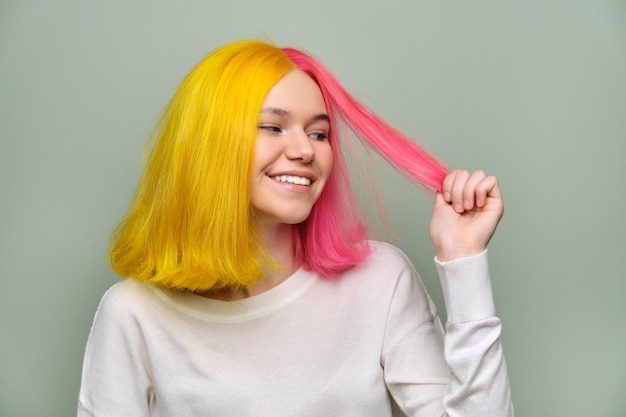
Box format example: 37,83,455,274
258,124,283,134
308,131,328,141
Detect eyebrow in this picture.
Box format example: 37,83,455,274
261,107,330,123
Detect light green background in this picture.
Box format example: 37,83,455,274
1,1,625,416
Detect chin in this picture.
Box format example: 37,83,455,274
281,211,313,225
252,206,314,227
278,205,317,224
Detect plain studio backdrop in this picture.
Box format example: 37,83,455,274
1,1,625,416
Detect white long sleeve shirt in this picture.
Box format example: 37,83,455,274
78,241,513,416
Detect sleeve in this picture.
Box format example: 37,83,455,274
77,283,154,417
383,250,513,417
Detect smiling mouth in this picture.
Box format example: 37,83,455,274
271,175,312,186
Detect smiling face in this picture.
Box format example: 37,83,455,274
249,69,333,230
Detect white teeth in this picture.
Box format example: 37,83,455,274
272,175,312,186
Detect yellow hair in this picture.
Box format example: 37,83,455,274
109,40,294,291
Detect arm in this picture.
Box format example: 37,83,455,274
432,170,513,416
383,250,513,417
435,250,513,417
385,170,513,416
77,283,153,417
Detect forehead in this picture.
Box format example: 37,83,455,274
261,70,327,116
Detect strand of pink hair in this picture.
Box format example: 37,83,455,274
282,47,449,192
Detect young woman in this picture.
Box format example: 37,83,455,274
78,40,513,416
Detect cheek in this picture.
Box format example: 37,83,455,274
318,144,334,177
252,139,282,172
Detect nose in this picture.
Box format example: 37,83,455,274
285,129,315,163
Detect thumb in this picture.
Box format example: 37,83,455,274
433,191,450,210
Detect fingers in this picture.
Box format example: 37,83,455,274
442,170,500,213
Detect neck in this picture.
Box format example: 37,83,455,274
200,222,298,301
259,222,296,275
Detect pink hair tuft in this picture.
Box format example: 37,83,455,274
282,47,449,277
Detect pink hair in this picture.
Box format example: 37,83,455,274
282,47,449,277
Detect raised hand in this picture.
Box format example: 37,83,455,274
429,170,504,262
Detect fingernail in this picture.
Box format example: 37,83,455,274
444,192,451,201
454,203,463,213
464,199,471,209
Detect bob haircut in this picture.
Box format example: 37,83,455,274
110,40,448,291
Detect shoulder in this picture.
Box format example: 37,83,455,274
100,278,156,305
350,241,437,315
354,240,418,277
94,279,160,323
369,240,413,262
83,280,163,357
334,240,425,296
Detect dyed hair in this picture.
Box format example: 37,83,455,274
283,47,449,277
110,40,448,291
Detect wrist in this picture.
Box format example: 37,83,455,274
435,246,486,262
